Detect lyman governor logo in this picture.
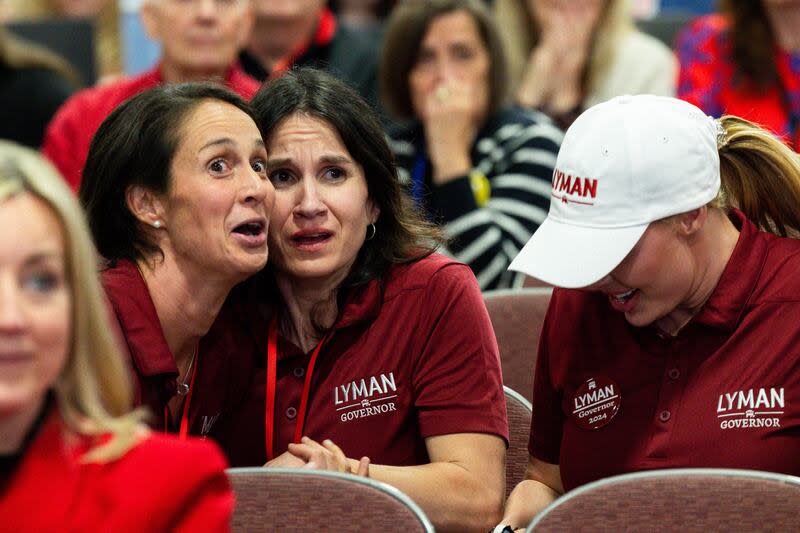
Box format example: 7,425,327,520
334,372,398,422
716,387,785,430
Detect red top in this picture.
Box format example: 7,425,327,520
101,260,255,440
677,14,800,148
530,211,800,490
41,64,261,191
217,254,509,466
0,412,233,532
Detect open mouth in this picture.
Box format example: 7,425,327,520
608,288,639,312
291,231,333,246
232,220,265,237
611,288,637,303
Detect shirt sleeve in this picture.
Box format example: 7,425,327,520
412,263,509,443
676,15,725,117
430,113,562,291
528,289,565,464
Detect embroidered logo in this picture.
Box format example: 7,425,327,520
334,372,398,422
716,387,784,430
551,169,598,205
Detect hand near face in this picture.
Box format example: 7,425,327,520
533,0,604,53
284,436,371,476
421,81,478,185
408,10,491,184
518,0,605,112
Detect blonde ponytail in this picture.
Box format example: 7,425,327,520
713,115,800,237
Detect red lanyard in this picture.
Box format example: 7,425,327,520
265,318,331,460
163,353,199,440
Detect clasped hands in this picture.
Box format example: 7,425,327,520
265,436,371,477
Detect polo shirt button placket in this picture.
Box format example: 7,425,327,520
659,410,671,422
285,406,297,420
668,368,680,380
293,367,305,378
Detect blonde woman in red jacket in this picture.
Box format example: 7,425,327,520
0,141,233,532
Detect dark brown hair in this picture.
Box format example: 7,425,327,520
80,83,257,263
720,0,776,91
379,0,509,120
252,68,442,322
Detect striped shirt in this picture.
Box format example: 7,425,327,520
388,106,563,290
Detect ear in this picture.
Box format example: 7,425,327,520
674,206,707,237
139,0,161,41
367,200,380,225
126,184,165,229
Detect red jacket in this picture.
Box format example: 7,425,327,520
0,412,233,532
41,64,261,191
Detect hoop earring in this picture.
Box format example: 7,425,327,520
365,223,376,241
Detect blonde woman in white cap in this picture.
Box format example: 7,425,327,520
495,94,800,532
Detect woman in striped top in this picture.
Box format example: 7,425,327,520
381,0,562,291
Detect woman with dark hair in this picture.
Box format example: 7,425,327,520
79,83,273,441
677,0,800,148
227,67,508,532
381,0,562,291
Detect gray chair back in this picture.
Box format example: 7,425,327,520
228,467,434,532
527,468,800,532
504,386,532,499
484,287,552,402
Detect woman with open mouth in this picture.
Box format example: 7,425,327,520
497,95,800,531
216,68,509,533
79,83,274,443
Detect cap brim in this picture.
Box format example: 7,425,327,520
509,217,648,289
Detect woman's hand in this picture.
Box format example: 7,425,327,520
264,450,306,468
518,0,605,112
499,456,563,530
421,82,477,185
286,436,371,476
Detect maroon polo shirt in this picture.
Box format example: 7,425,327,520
101,260,254,439
217,253,508,467
531,210,800,490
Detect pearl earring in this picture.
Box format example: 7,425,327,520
152,220,162,228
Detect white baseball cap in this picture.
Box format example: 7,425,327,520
509,95,721,288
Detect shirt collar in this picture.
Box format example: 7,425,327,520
692,209,767,331
101,260,178,377
274,275,383,359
